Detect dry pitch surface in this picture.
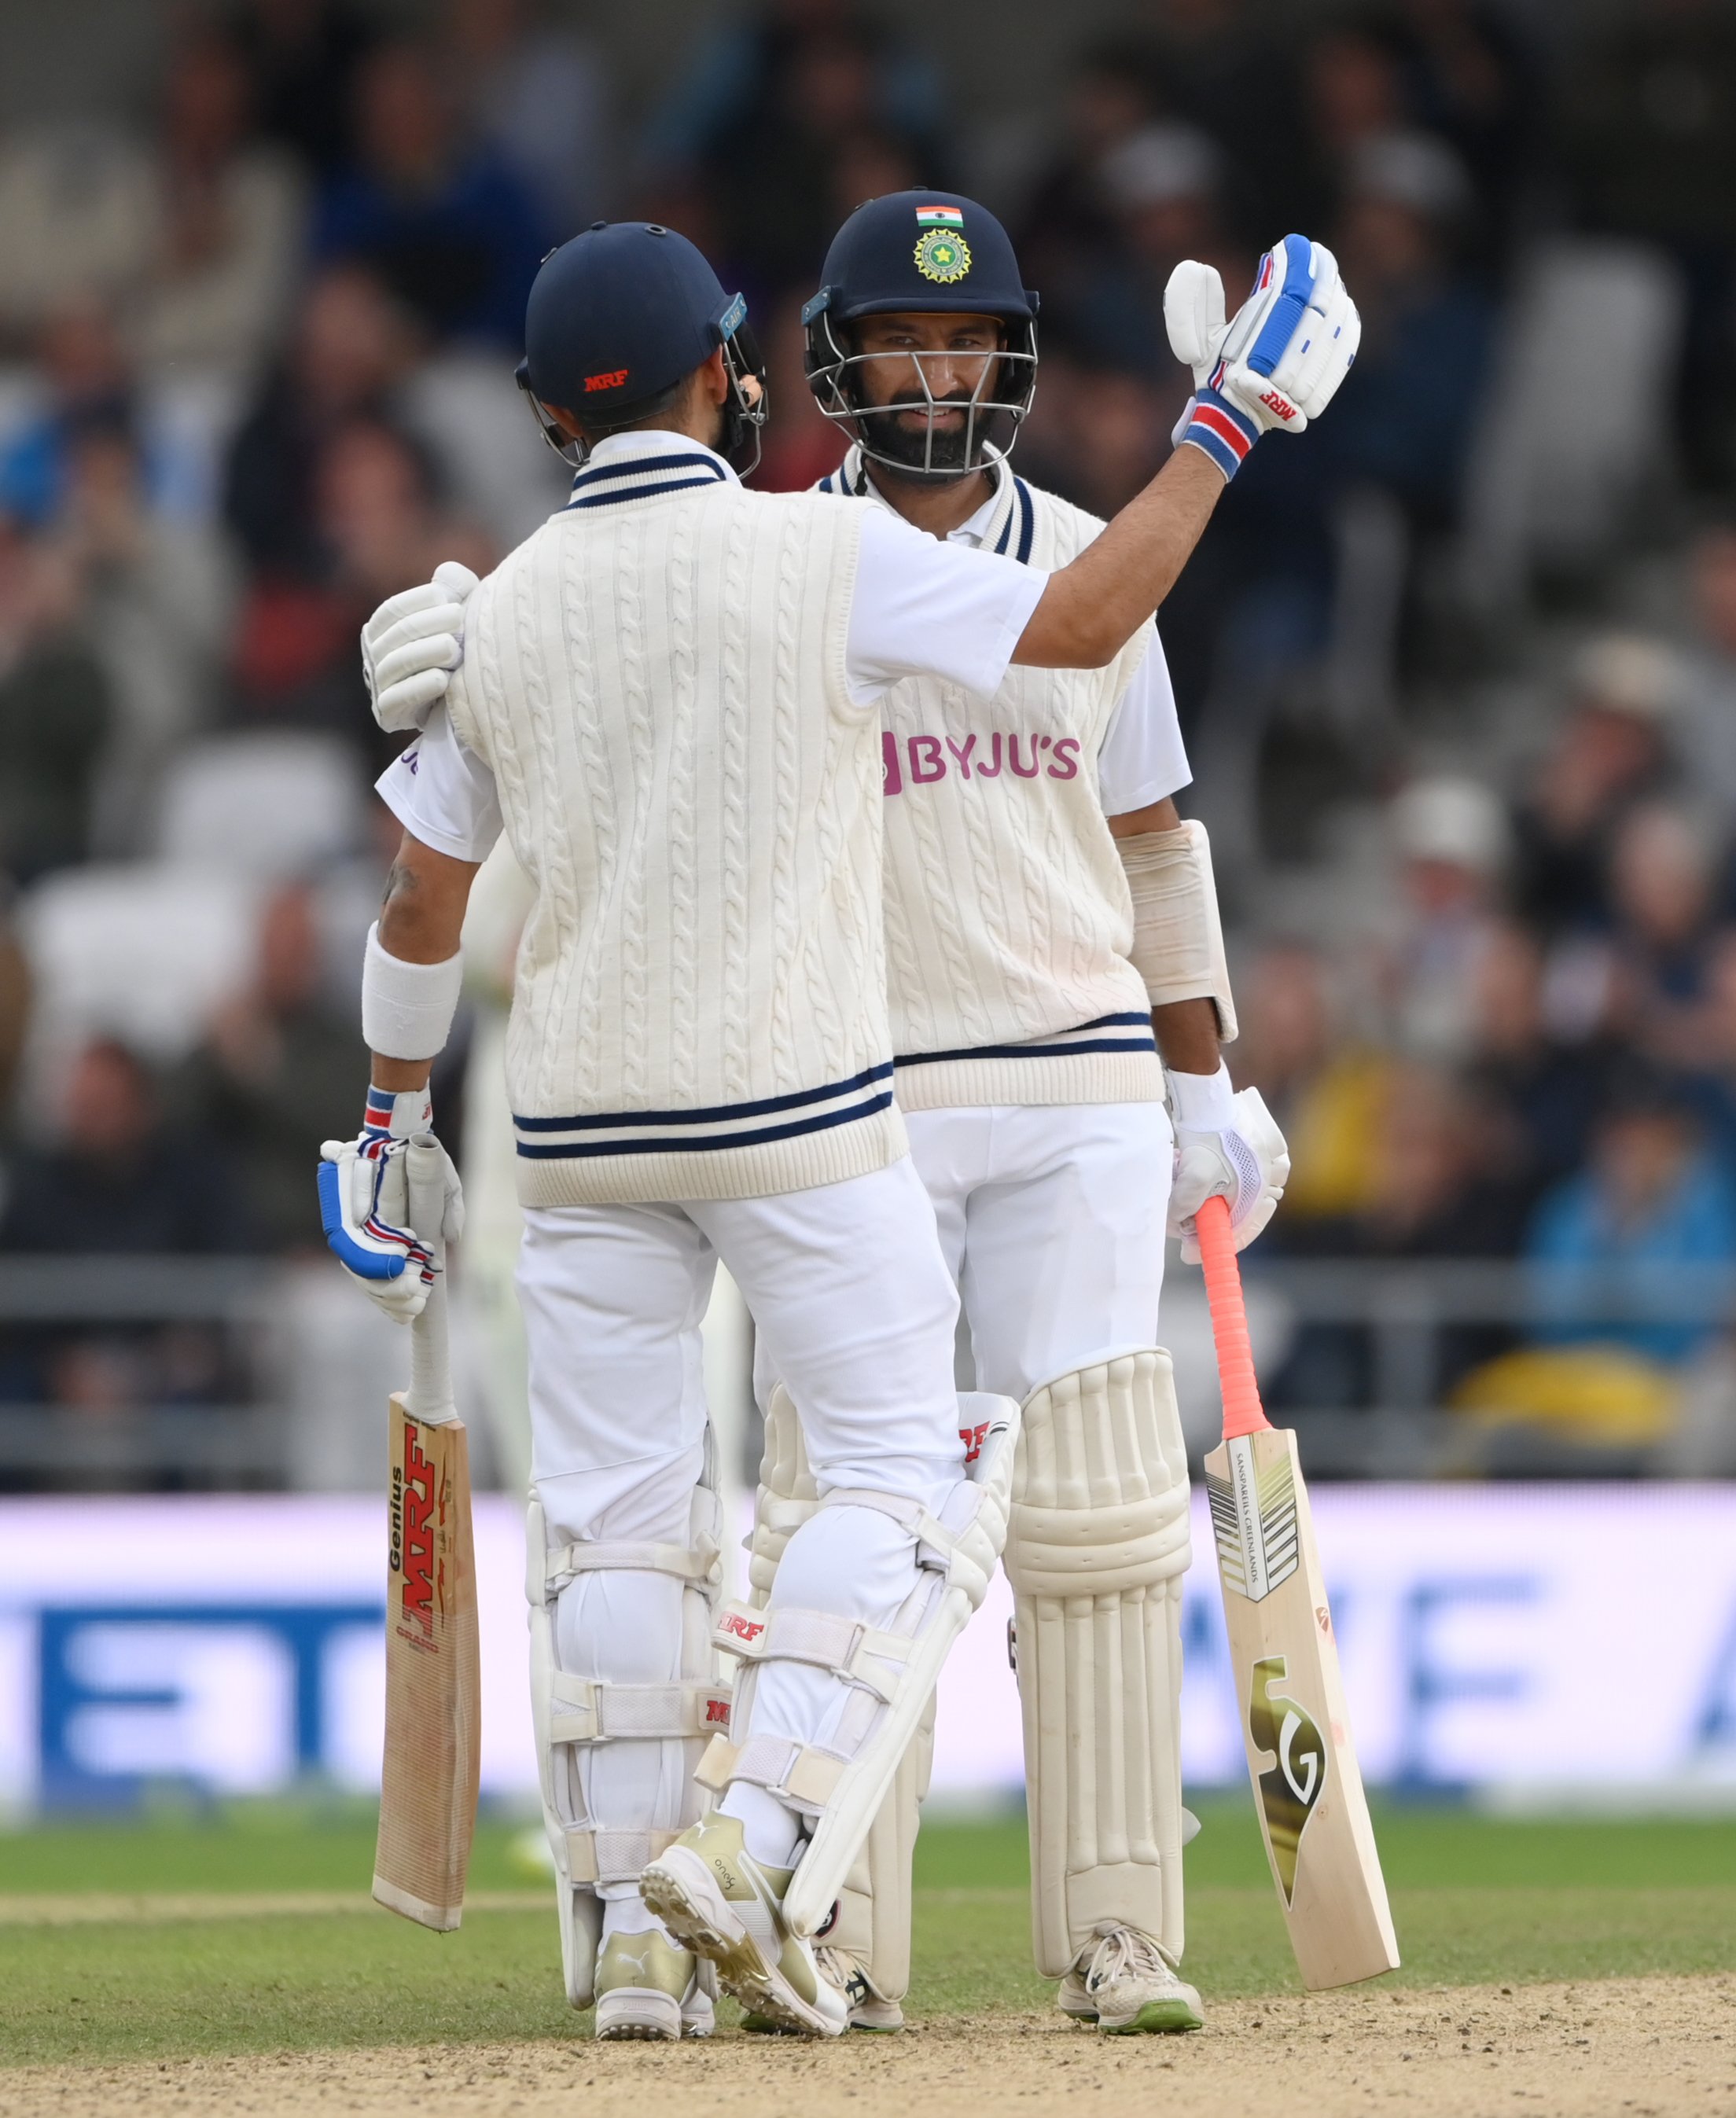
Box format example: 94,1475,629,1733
6,1811,1736,2118
6,1976,1735,2118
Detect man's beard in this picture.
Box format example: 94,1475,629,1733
854,392,990,481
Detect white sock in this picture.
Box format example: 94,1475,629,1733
720,1782,807,1869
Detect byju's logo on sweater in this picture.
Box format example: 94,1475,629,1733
882,730,1079,795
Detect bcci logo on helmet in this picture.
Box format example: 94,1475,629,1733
914,230,972,285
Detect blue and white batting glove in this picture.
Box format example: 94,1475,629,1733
1166,234,1361,479
1168,1066,1291,1265
360,561,479,734
318,1087,464,1324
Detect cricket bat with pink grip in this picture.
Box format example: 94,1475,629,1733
1196,1195,1399,1989
372,1138,481,1931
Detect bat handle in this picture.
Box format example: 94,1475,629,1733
1196,1195,1271,1440
406,1137,458,1425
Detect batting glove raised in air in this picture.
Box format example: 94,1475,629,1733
318,1090,465,1323
1165,234,1361,479
360,561,479,734
1168,1070,1290,1265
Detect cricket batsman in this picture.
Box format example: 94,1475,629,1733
343,216,1356,2039
737,192,1320,2037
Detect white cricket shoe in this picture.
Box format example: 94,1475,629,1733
641,1813,851,2038
593,1927,715,2041
741,1945,904,2035
1057,1922,1205,2035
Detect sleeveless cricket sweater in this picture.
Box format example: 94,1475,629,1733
447,442,901,1205
817,449,1163,1110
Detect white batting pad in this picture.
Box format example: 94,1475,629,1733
748,1385,927,2004
707,1392,1020,1940
526,1484,728,2007
1005,1351,1193,1976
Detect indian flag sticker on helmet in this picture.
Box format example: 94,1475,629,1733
914,230,972,283
915,204,964,230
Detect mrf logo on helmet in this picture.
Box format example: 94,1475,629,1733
515,221,767,473
804,189,1039,482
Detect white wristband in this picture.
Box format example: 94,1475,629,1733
1168,1061,1236,1131
362,923,463,1061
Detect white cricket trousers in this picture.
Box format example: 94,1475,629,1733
904,1101,1175,1399
518,1155,965,1907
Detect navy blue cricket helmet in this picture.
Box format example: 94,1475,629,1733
803,189,1039,480
516,221,767,472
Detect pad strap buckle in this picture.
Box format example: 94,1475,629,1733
562,1826,681,1888
710,1600,911,1701
531,1535,723,1601
547,1672,733,1745
695,1733,846,1812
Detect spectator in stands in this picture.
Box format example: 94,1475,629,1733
0,1038,241,1423
751,293,847,493
0,303,149,531
134,28,307,382
50,420,233,857
230,415,489,761
1057,122,1244,381
443,0,612,236
0,519,110,884
1018,357,1175,523
171,882,365,1251
1511,634,1679,940
1132,0,1309,245
1562,0,1736,492
1381,774,1510,1063
0,1036,222,1251
1609,803,1724,1047
1300,20,1410,230
230,0,380,179
641,0,945,300
1526,1071,1736,1366
223,263,421,578
1391,0,1539,257
1016,38,1160,295
1230,938,1391,1226
1328,130,1494,529
1675,524,1736,814
311,37,546,346
1464,918,1614,1209
0,119,152,352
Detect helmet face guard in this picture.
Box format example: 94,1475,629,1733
804,303,1038,482
516,292,768,476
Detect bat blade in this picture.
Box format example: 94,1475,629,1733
1205,1425,1399,1989
372,1395,480,1931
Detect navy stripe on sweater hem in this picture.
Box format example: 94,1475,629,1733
516,1092,895,1160
514,1061,896,1133
894,1013,1157,1068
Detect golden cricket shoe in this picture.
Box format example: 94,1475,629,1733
592,1929,715,2041
640,1813,851,2037
1057,1923,1205,2035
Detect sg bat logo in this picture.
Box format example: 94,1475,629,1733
1248,1655,1326,1905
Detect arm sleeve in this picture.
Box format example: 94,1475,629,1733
1098,631,1192,814
374,703,504,863
844,504,1050,709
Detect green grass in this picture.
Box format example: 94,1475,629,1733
3,1803,1735,2068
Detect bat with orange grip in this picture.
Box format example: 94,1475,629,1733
1196,1195,1399,1989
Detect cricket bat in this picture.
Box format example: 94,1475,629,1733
1196,1195,1399,1990
372,1138,481,1932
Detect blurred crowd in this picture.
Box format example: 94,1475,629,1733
2,0,1736,1473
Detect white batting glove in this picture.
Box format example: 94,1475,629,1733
1165,235,1360,478
1168,1065,1290,1264
360,561,479,734
318,1088,465,1324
